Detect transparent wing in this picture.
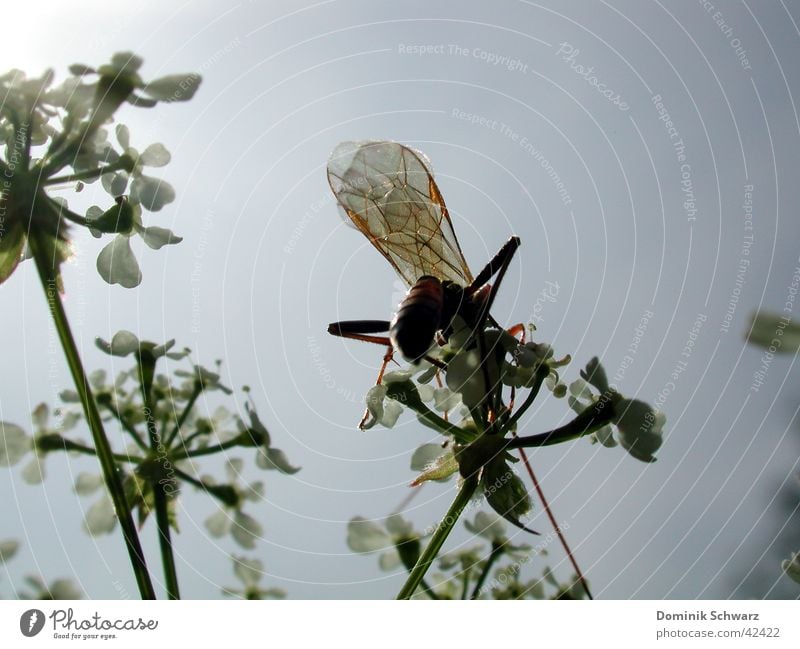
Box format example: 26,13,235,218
327,140,473,287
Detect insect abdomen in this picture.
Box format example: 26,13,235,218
390,276,444,362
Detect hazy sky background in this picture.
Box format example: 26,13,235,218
1,0,799,599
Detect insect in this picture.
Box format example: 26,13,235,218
326,142,593,597
326,140,520,413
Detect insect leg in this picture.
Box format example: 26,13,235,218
506,322,526,342
327,320,392,347
465,237,520,418
327,321,394,427
469,235,521,294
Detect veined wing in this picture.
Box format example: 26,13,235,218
327,140,473,287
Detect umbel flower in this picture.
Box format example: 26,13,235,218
223,556,286,600
204,459,265,549
0,52,199,289
347,514,427,572
0,403,80,484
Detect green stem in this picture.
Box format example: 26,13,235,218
99,401,149,452
176,429,207,449
173,468,206,490
504,364,549,433
396,476,479,600
470,541,503,600
55,205,90,227
460,570,470,600
57,437,141,464
166,382,202,446
173,435,242,460
508,399,616,450
45,160,127,186
136,350,181,600
29,234,156,600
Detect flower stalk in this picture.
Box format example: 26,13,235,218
135,348,180,599
396,475,479,600
28,233,156,600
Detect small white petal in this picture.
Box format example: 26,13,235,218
233,555,264,587
115,124,130,150
96,235,142,288
592,425,617,448
143,73,202,102
380,399,403,428
22,457,46,484
378,550,401,571
569,379,591,399
96,330,140,356
32,403,49,429
410,443,446,472
139,143,171,167
383,369,414,383
433,387,461,412
0,422,32,466
131,176,175,212
346,517,390,553
225,458,245,481
84,496,117,535
256,448,300,474
385,514,413,538
74,472,104,495
138,225,182,250
232,511,262,549
205,508,231,538
361,384,387,431
465,511,506,542
416,383,435,402
0,538,20,563
48,579,83,599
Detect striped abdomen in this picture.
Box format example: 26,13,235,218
390,276,445,362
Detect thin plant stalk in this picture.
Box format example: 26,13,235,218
470,541,503,600
396,476,479,600
136,351,181,600
29,234,156,600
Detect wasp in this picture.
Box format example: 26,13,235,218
325,144,594,597
326,140,520,419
